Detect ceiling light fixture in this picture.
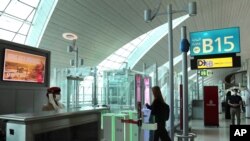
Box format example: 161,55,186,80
62,32,78,40
62,32,83,68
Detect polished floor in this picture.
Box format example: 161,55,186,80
179,113,250,141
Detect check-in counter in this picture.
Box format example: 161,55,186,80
0,106,108,141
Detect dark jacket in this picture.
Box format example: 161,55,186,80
147,99,169,123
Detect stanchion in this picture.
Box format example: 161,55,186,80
176,133,197,141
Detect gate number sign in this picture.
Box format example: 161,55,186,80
190,27,240,56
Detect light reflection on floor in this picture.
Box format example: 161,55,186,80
175,113,250,141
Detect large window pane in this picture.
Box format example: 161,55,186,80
27,9,35,22
99,60,112,69
120,50,130,57
104,60,113,66
20,0,40,7
130,38,142,46
0,15,23,32
0,29,15,40
110,62,121,69
19,23,30,35
0,0,10,11
13,34,25,44
122,43,136,52
5,0,33,20
109,54,119,61
113,55,125,63
0,0,45,44
116,48,132,58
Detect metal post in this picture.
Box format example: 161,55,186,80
181,26,189,141
168,4,174,141
143,63,146,77
67,78,70,109
73,39,78,68
196,70,199,100
93,67,97,106
144,2,196,141
155,62,158,86
202,76,204,99
74,79,77,107
143,63,146,105
73,39,79,107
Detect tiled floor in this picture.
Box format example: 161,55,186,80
177,113,250,141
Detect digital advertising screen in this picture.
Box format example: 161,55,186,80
144,77,150,104
135,74,142,102
3,49,46,83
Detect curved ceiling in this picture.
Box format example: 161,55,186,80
38,0,250,83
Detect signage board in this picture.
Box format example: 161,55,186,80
197,57,233,69
199,70,208,76
199,70,213,77
190,27,240,56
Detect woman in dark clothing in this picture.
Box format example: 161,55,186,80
146,86,171,141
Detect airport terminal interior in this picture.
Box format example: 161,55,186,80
0,0,250,141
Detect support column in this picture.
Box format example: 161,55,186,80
180,26,189,141
167,4,174,141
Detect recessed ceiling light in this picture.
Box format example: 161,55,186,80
62,33,78,40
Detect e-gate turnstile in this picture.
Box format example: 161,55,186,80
102,113,130,141
102,73,155,141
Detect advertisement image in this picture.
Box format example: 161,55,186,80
3,49,46,83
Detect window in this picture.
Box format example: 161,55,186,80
0,0,40,44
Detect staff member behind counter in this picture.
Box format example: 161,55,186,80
228,88,242,125
42,87,64,111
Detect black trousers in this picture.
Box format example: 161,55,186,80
154,122,171,141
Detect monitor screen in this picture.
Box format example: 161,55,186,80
197,57,233,69
144,77,150,104
135,74,142,102
3,49,46,83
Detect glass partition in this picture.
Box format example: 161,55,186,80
52,64,197,124
102,69,136,113
53,67,93,108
